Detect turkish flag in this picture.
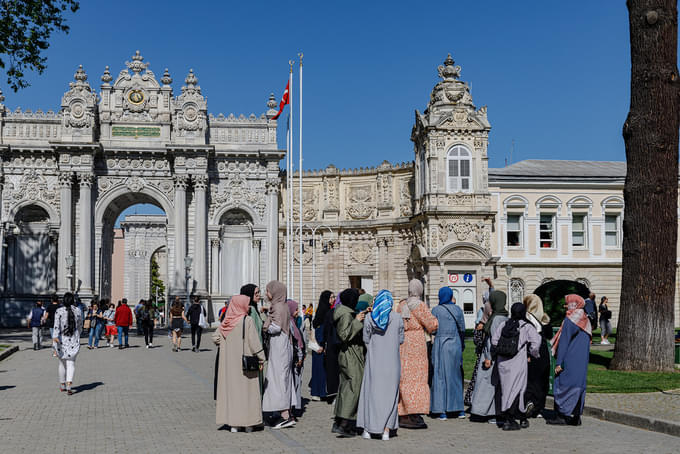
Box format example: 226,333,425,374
272,81,289,120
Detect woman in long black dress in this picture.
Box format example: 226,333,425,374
309,291,334,400
523,294,552,417
322,291,342,401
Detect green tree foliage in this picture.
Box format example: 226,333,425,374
0,0,80,91
150,256,165,309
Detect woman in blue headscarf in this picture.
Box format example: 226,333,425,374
430,286,466,420
356,290,404,441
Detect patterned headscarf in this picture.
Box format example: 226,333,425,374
551,294,592,356
371,290,393,331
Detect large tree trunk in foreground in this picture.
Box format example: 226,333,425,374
611,0,679,371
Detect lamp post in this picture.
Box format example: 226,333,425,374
294,224,334,312
184,255,193,311
65,254,75,292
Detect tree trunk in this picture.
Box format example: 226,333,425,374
611,0,679,371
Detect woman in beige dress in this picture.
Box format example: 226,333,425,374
213,294,265,432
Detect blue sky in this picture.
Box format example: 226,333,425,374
2,1,636,220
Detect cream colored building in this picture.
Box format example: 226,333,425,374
280,55,680,328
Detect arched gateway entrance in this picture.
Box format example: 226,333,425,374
0,51,282,327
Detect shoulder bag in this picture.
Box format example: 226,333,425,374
241,316,260,372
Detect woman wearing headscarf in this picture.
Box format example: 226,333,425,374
212,295,265,432
547,294,592,426
470,289,509,422
331,288,366,437
430,286,466,420
357,290,404,441
287,300,306,415
490,303,541,430
465,293,492,407
53,292,82,395
309,291,332,401
355,293,372,313
262,281,295,429
396,279,438,429
241,284,264,394
523,294,552,417
322,291,341,400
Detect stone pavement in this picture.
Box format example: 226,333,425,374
0,329,678,453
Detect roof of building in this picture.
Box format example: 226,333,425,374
489,159,626,182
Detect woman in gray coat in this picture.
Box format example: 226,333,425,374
357,290,404,441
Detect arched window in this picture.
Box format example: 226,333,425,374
509,278,525,304
447,145,472,193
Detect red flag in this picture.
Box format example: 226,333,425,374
272,81,289,120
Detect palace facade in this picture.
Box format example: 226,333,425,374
0,52,677,328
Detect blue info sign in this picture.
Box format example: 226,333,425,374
463,273,473,283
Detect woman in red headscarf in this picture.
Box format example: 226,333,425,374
212,295,265,432
547,294,592,426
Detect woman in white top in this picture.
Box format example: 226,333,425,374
52,292,82,395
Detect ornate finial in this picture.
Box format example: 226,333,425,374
267,92,277,109
437,53,461,80
101,65,112,84
161,68,173,86
74,65,88,83
0,88,4,104
125,50,149,74
185,69,197,87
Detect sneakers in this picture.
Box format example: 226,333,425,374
146,345,149,349
109,344,114,348
382,432,390,441
601,339,610,345
230,427,238,433
487,418,497,424
362,430,371,439
525,401,535,418
457,411,466,419
272,417,295,430
310,396,321,401
520,419,530,429
149,343,153,348
439,413,448,421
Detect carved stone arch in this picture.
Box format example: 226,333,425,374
219,208,253,226
94,183,175,227
8,200,59,224
567,195,593,207
575,277,591,291
436,241,491,262
503,194,529,209
601,196,624,209
212,203,258,226
406,244,428,281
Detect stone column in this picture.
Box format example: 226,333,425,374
78,174,93,295
193,175,208,294
266,179,279,284
57,172,73,293
174,175,188,291
210,238,220,294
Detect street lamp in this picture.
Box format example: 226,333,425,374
294,224,334,312
184,255,193,311
65,254,75,291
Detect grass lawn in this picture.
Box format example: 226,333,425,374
0,344,9,351
461,338,680,394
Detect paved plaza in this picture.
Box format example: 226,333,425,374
0,330,677,453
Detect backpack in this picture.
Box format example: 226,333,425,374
495,321,521,358
140,308,151,322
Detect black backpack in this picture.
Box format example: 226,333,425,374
495,321,520,358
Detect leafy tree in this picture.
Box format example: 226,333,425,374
150,256,165,309
611,0,679,371
0,0,80,91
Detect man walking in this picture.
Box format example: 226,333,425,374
115,299,133,349
28,301,45,350
186,296,205,352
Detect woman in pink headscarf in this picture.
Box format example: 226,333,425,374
547,294,592,426
288,300,306,415
212,295,265,432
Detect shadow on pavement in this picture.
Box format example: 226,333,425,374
0,385,16,390
73,382,104,393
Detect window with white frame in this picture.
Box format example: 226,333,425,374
506,214,522,247
605,214,620,247
572,214,587,247
447,145,472,193
539,214,555,248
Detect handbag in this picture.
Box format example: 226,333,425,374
241,317,260,372
83,318,91,330
199,307,209,329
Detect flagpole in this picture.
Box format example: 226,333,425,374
298,52,303,315
288,59,295,300
285,114,290,293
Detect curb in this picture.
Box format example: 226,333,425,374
464,379,680,437
0,345,19,362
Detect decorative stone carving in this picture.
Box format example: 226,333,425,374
172,69,207,142
399,180,413,217
10,170,58,206
60,65,97,141
77,174,94,187
509,278,525,304
346,185,374,220
125,176,146,193
193,175,208,191
210,173,267,221
377,173,393,207
293,189,318,222
323,175,339,211
174,175,188,190
350,242,374,264
438,218,491,251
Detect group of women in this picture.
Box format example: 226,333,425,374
212,277,592,438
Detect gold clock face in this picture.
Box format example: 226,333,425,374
127,89,145,105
